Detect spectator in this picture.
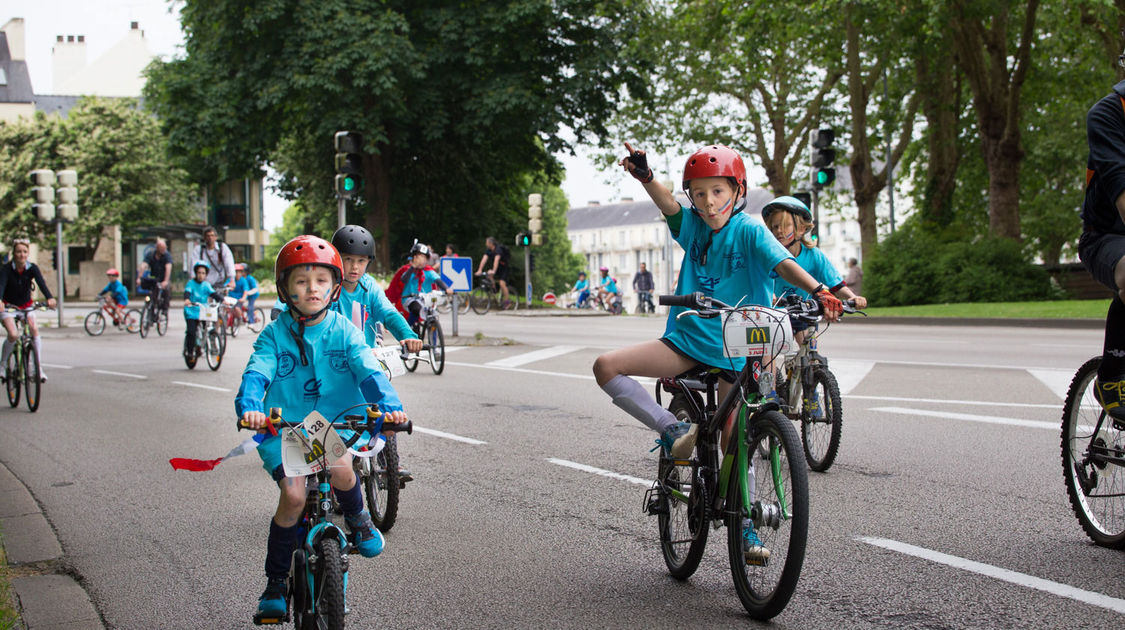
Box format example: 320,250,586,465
844,258,863,296
192,226,236,291
444,243,458,257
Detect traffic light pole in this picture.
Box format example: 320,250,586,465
337,198,346,231
55,220,64,328
524,245,531,306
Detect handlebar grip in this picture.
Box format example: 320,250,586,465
381,420,413,435
659,294,696,307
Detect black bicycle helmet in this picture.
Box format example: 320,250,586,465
410,242,432,257
331,225,375,258
760,195,813,222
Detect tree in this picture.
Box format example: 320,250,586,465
0,113,64,243
145,0,647,272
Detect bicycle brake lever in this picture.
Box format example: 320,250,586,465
675,309,702,320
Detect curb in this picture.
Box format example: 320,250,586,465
0,462,103,629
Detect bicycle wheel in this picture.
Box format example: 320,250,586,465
456,293,470,315
361,434,400,532
801,367,843,472
156,308,169,336
205,325,223,370
249,308,266,333
728,409,808,620
290,549,310,629
125,309,141,333
436,295,451,314
427,319,445,375
215,317,227,355
470,286,491,315
312,536,346,629
23,341,39,413
84,311,105,336
139,304,152,339
5,350,20,408
1061,356,1125,548
228,309,241,337
656,395,709,579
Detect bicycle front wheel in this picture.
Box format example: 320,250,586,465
156,308,169,336
139,304,152,339
125,309,141,333
84,311,105,336
1062,356,1125,548
469,286,491,315
23,341,39,413
313,536,346,629
249,308,266,333
363,434,400,532
5,350,20,408
728,409,808,620
205,325,223,371
427,320,445,375
457,293,470,315
801,367,843,472
657,394,708,579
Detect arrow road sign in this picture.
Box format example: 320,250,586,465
440,256,472,292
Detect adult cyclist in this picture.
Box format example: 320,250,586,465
0,238,56,383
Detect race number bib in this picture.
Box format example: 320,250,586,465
280,411,349,477
198,305,219,322
373,345,407,379
721,306,796,359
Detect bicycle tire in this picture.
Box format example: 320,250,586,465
436,296,451,314
470,286,491,315
249,308,266,333
428,319,445,375
125,309,141,333
23,341,39,413
84,311,105,336
1061,356,1125,548
801,367,843,472
156,308,169,336
139,304,152,339
290,549,310,629
457,293,471,315
5,350,20,408
313,536,346,630
657,395,709,579
728,409,808,620
362,434,400,532
205,325,223,371
228,309,241,338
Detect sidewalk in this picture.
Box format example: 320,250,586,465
1,462,103,629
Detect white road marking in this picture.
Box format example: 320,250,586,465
40,363,72,369
870,406,1058,430
858,537,1125,615
486,345,583,368
847,395,1058,409
829,359,876,395
547,458,651,486
412,426,486,445
91,369,146,379
1027,368,1075,402
443,346,467,353
173,381,232,392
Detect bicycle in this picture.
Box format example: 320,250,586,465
1061,355,1125,548
184,299,226,371
137,279,169,339
643,291,811,620
469,272,521,314
4,303,47,413
435,291,470,316
635,290,655,314
590,290,624,315
403,291,445,376
773,294,863,473
241,405,412,628
84,296,141,336
359,322,411,532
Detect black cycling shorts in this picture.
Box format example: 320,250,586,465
1079,229,1125,291
659,337,739,384
493,267,509,283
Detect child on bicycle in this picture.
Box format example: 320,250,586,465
236,235,407,620
183,260,216,360
596,266,621,310
594,143,842,562
0,238,56,383
400,242,452,326
571,271,590,308
97,268,130,318
231,263,261,324
762,195,867,346
331,225,421,354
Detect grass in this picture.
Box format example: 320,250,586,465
863,299,1111,319
0,542,18,630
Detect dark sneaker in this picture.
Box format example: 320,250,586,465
1095,376,1125,420
397,465,414,484
346,510,384,558
256,577,287,619
742,519,771,566
657,421,697,459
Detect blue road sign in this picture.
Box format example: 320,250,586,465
440,256,473,293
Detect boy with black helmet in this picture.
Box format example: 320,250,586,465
183,260,216,361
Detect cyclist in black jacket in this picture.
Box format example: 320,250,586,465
0,239,56,383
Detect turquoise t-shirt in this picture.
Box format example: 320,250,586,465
230,275,259,300
183,279,214,320
333,274,417,347
772,243,843,299
99,280,128,306
399,268,442,304
600,275,618,293
662,207,793,370
575,278,588,291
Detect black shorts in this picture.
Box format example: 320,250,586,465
659,337,739,384
494,267,509,283
1079,229,1125,291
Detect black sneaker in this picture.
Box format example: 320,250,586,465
1094,375,1125,421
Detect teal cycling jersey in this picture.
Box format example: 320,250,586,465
662,206,792,370
242,309,402,418
99,280,128,306
575,278,588,291
399,268,442,304
230,275,258,300
183,279,215,319
772,243,843,299
600,276,618,293
334,275,416,347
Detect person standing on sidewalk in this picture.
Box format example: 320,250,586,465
844,258,863,295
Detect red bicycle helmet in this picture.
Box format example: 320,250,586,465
106,268,120,276
274,235,343,308
681,145,748,210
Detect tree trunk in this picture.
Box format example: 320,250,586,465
363,149,393,273
916,29,960,228
985,138,1023,237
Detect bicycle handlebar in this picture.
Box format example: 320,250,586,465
237,406,413,436
4,302,48,312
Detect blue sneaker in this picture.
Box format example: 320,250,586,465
656,421,697,459
346,511,385,558
742,520,771,565
256,577,287,618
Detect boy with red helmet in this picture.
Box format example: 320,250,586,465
593,143,843,563
235,235,408,620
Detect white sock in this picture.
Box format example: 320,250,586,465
601,374,678,433
33,336,43,375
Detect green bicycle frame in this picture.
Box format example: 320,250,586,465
715,401,791,521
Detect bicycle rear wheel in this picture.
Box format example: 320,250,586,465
427,319,445,375
5,351,20,408
84,311,105,336
728,409,808,620
470,286,491,315
362,434,400,532
1061,356,1125,548
125,309,141,333
156,308,169,336
249,308,266,333
139,304,152,339
312,537,346,629
456,293,470,315
801,367,843,472
23,341,39,413
228,309,241,337
656,394,708,579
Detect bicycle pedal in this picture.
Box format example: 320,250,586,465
253,611,288,625
642,487,668,515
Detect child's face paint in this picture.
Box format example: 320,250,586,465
766,211,799,247
688,176,737,230
287,265,336,314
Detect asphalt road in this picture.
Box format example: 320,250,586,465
1,309,1122,629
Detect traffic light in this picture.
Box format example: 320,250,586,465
527,193,542,245
51,249,58,270
516,231,531,247
56,170,78,221
811,128,836,190
334,131,364,199
29,169,56,221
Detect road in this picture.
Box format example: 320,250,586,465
1,309,1122,629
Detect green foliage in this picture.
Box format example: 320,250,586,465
0,112,63,243
867,222,1057,306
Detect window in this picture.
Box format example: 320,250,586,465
213,180,249,228
618,231,626,246
0,68,7,86
66,246,91,275
619,254,626,269
229,245,252,264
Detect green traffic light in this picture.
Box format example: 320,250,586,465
816,171,828,185
344,176,357,191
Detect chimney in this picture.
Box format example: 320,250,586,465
621,197,634,202
1,18,27,61
53,33,87,92
587,201,600,206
